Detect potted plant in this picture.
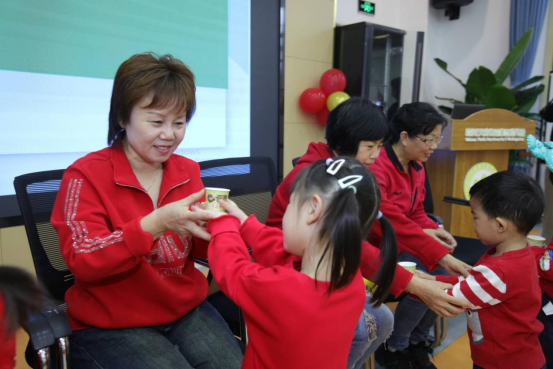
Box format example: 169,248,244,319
434,29,545,120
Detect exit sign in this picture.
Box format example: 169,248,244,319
358,1,375,14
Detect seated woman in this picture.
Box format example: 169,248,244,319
370,102,469,369
267,97,470,369
50,53,243,368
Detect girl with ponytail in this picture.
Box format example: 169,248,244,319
195,157,397,369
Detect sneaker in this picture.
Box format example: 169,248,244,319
408,341,437,369
375,344,413,369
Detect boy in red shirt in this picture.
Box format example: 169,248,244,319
430,171,545,369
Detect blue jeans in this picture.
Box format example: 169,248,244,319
347,293,394,369
387,253,448,351
70,301,243,368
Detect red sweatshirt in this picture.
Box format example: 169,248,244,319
532,237,553,299
207,215,365,369
266,142,413,297
51,145,209,330
369,142,449,271
0,296,16,369
437,247,544,369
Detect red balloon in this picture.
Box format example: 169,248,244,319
316,107,330,126
319,69,347,96
299,88,327,114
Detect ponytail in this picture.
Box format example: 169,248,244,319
369,216,398,306
316,188,362,293
0,266,45,336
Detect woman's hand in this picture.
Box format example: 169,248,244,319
414,270,436,281
405,276,473,317
424,228,458,251
141,189,218,241
189,199,248,229
438,254,471,278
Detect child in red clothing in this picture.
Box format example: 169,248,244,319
429,171,546,369
197,157,399,369
0,267,44,369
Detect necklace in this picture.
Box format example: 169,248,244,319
143,168,160,193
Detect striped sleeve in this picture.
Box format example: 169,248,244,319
445,264,507,309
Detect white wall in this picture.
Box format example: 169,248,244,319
421,0,511,107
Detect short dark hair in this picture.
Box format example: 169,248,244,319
325,97,389,156
390,102,448,143
290,157,397,305
469,171,545,235
107,53,196,145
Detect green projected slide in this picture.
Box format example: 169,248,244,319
0,0,228,88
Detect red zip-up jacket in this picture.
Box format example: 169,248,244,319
369,142,449,271
51,145,209,330
532,237,553,299
208,215,365,369
437,247,544,369
266,142,413,297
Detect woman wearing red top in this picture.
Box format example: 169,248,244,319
371,102,471,369
50,53,242,368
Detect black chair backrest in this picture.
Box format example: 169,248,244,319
422,162,434,214
13,170,72,308
292,157,299,167
199,157,277,224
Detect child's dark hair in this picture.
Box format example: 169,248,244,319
290,157,397,305
390,102,448,143
469,171,545,235
325,97,389,156
0,266,45,337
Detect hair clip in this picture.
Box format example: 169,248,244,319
377,211,383,219
337,175,363,190
327,158,345,175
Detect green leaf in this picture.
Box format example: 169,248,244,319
485,84,517,110
495,29,534,84
465,66,496,103
435,96,464,104
438,105,453,115
511,75,544,92
434,58,466,87
465,93,480,104
512,84,545,114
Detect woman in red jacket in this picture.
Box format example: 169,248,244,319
50,53,242,368
267,98,470,369
371,102,469,369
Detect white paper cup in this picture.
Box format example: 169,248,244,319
398,261,417,274
204,187,230,212
527,235,547,247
